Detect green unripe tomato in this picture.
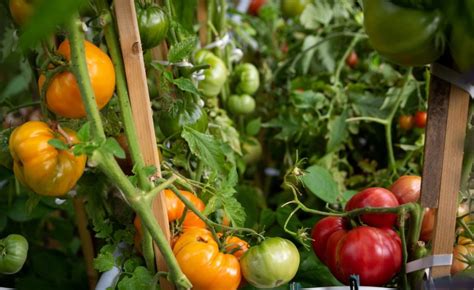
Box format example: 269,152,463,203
195,50,228,98
242,137,262,165
233,63,260,95
0,234,28,275
227,94,256,115
240,237,300,288
280,0,309,18
136,4,169,50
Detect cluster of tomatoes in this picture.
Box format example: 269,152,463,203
311,176,423,286
134,189,300,290
398,111,427,131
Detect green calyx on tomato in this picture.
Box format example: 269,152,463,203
158,96,208,137
227,94,256,115
240,237,300,288
0,234,28,275
280,0,309,18
233,63,260,95
136,3,169,50
362,0,444,66
195,50,228,98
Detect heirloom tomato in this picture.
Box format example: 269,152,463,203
38,40,115,118
173,228,241,290
227,95,256,115
9,121,86,196
240,237,300,288
164,189,206,229
345,187,399,228
452,237,474,275
362,0,444,66
248,0,266,15
420,208,435,242
136,3,169,50
233,63,260,95
195,50,228,98
0,234,28,275
389,175,421,204
311,216,347,264
326,226,402,286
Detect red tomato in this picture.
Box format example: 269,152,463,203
414,111,427,128
311,216,347,264
345,51,359,69
327,226,402,286
248,0,266,15
398,115,414,130
389,175,421,204
345,187,399,228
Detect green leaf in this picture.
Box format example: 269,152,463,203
181,127,229,176
300,35,319,75
172,77,201,96
276,206,303,232
295,250,342,287
103,138,126,159
117,266,154,290
259,208,276,229
246,118,261,136
0,128,13,169
48,138,69,150
300,2,333,29
168,37,197,63
94,247,115,272
77,122,91,142
326,110,349,153
19,0,88,50
1,59,33,99
299,165,339,203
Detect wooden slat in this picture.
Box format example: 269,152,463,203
113,1,173,289
198,0,208,45
420,76,470,277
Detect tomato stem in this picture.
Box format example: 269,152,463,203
146,175,179,200
398,208,409,290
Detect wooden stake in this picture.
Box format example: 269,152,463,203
420,75,470,278
113,1,173,289
198,0,208,45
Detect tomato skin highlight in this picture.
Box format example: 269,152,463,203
345,187,399,228
240,237,300,288
38,40,116,119
389,175,421,204
0,234,29,275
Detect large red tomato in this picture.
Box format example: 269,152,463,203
345,187,399,228
389,175,421,204
326,226,402,286
311,216,347,263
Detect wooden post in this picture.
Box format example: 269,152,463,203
420,73,470,278
198,0,208,45
113,1,173,289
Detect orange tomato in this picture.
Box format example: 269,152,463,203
173,228,241,290
38,40,115,118
224,235,249,259
451,237,474,275
164,189,206,228
9,121,86,196
9,0,35,26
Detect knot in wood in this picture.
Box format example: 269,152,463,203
132,42,141,55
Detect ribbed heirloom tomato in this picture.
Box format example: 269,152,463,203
164,189,206,228
38,40,116,118
0,234,28,275
311,216,347,264
173,228,241,290
389,175,421,204
345,187,399,228
195,50,228,98
9,121,86,196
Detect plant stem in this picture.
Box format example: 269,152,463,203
146,175,178,199
333,33,361,86
6,101,41,113
96,0,150,190
67,15,191,289
163,0,178,45
142,228,156,272
398,208,409,290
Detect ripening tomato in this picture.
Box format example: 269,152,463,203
398,115,414,130
311,216,347,264
345,51,359,69
38,40,116,118
9,0,36,26
240,237,300,288
173,228,241,290
9,121,87,196
414,111,427,128
326,226,402,286
452,237,474,275
164,189,206,228
345,187,399,228
420,208,435,242
220,235,249,259
389,175,421,204
248,0,266,15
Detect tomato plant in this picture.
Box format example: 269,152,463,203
38,40,116,119
345,188,399,228
240,237,300,288
0,234,28,275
